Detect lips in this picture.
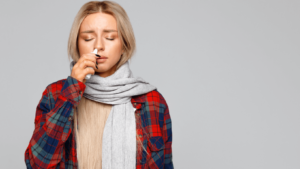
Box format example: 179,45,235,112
97,56,107,63
98,56,108,59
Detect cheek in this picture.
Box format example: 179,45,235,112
109,42,122,59
77,40,89,55
78,39,84,49
109,52,121,65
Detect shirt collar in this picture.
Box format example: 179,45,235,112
131,94,146,104
130,89,158,109
130,89,157,104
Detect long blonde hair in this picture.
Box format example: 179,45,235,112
67,0,136,70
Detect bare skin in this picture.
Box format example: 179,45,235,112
71,12,124,83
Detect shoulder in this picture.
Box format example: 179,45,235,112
147,89,168,103
144,89,169,111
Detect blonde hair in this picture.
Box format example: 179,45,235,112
67,0,136,70
74,97,112,168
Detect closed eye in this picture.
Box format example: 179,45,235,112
84,38,114,41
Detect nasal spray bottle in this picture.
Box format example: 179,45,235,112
85,48,98,80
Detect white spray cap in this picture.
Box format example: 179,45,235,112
85,49,98,80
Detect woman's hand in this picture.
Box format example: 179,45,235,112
71,53,100,83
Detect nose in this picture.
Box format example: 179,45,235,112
94,36,104,52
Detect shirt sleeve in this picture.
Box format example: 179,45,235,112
24,76,85,169
160,94,174,169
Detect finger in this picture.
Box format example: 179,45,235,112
80,53,100,63
78,60,98,70
84,66,96,75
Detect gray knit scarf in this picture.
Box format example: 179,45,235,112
70,60,156,169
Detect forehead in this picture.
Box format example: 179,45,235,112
80,12,117,32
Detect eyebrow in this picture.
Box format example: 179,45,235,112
80,29,117,34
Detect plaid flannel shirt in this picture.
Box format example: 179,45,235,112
24,76,174,169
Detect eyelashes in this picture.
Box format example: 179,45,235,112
84,38,114,41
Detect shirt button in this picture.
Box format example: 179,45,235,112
68,116,73,121
139,134,142,138
134,103,137,106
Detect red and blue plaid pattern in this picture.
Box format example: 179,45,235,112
25,76,174,169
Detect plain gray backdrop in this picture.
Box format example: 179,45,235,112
0,0,299,168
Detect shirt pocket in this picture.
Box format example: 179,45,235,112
143,136,165,168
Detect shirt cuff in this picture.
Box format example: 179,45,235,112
60,76,86,107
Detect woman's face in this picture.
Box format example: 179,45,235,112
77,12,124,78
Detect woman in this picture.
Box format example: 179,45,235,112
24,1,173,169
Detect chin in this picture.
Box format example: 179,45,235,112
95,69,106,74
95,67,110,73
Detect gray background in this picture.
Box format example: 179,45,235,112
0,0,299,168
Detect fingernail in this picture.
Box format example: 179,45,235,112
95,54,101,57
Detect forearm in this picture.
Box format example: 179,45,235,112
25,76,85,168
